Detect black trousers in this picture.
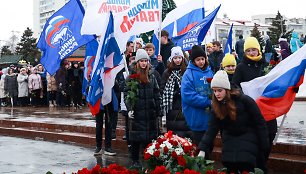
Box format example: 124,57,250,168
122,111,130,144
130,141,150,162
95,109,113,149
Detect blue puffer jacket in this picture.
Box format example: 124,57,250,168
181,61,214,131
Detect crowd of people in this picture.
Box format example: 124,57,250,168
91,30,303,173
0,60,84,108
2,29,303,173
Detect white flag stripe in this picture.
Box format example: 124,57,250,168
161,0,204,29
241,45,306,99
102,63,125,105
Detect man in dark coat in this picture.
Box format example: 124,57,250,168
235,35,245,62
209,41,224,73
160,30,174,66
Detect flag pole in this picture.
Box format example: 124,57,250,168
158,0,162,55
273,113,287,145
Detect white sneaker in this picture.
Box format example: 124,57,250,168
93,147,102,156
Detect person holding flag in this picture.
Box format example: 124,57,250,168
232,37,274,173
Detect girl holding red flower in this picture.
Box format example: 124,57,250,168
124,49,162,168
181,45,214,147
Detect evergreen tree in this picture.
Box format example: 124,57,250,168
251,23,265,50
15,27,40,63
0,45,13,56
268,11,292,45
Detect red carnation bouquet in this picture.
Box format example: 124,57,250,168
143,131,217,173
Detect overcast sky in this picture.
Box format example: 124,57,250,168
0,0,305,44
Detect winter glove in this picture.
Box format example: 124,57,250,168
198,151,205,158
128,110,134,119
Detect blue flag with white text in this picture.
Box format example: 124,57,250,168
224,23,233,55
153,0,205,55
37,0,94,75
172,5,221,51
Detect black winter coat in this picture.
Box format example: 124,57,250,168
124,70,162,142
4,74,18,97
209,50,224,73
55,67,68,92
160,69,191,138
199,94,269,165
160,40,174,66
232,57,265,89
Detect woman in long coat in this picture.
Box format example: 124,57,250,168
4,68,18,106
17,68,29,106
124,49,161,167
28,67,43,106
160,46,191,138
198,70,269,173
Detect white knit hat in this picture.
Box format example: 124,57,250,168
211,70,231,90
135,38,145,48
135,49,150,62
169,46,184,62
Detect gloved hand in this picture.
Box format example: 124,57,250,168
128,110,134,119
198,151,205,158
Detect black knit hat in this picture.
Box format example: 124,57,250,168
190,45,206,61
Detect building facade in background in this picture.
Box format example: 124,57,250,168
33,0,87,39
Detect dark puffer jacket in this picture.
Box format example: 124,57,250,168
232,56,265,88
199,94,269,165
160,68,191,138
124,70,162,142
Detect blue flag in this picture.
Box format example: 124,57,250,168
37,0,94,75
153,1,205,55
224,23,233,55
82,39,98,97
172,5,221,51
87,12,123,114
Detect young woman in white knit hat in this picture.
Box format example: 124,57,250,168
160,46,191,139
124,49,162,168
198,70,269,173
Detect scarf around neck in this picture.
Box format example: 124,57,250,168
162,69,181,115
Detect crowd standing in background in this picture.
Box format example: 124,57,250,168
0,60,85,108
1,30,304,172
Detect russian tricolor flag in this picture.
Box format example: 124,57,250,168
241,45,306,121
